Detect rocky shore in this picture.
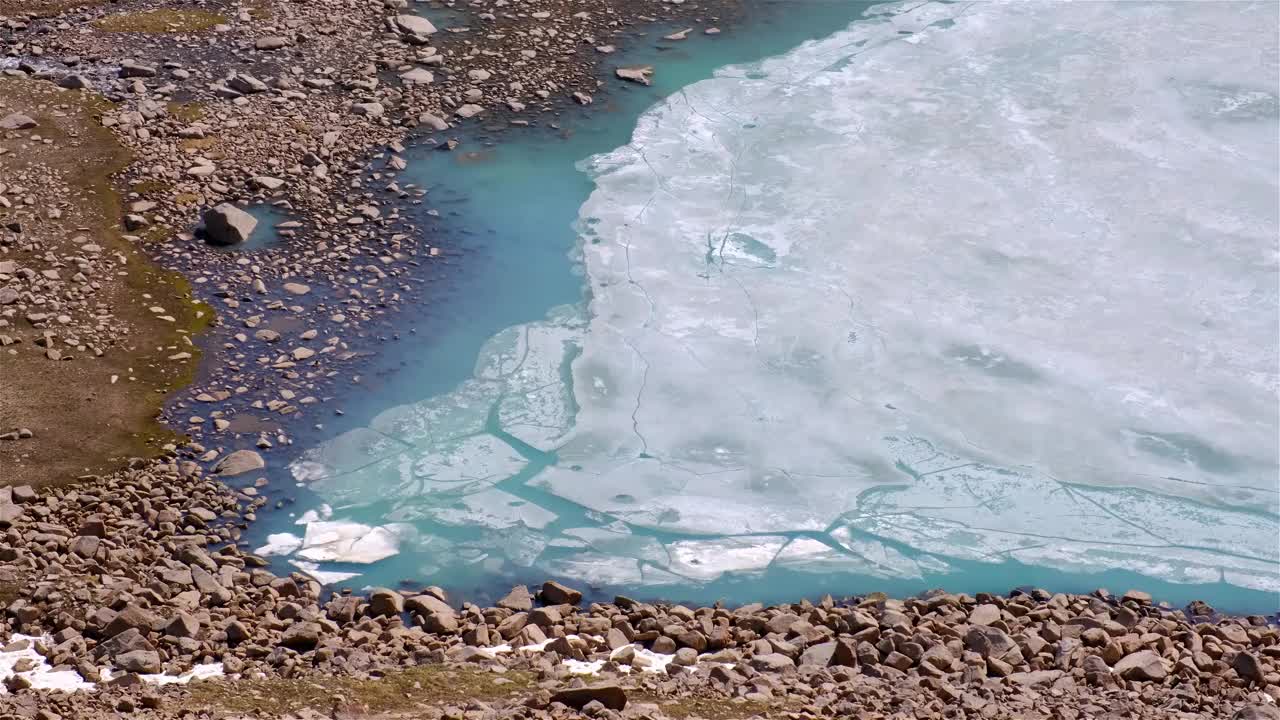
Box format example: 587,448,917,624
2,0,731,484
1,459,1279,719
2,1,1279,719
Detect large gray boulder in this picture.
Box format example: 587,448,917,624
213,449,265,476
116,650,161,674
394,14,436,38
203,204,258,246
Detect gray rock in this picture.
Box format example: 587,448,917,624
280,622,322,650
0,113,37,130
550,684,626,711
400,68,434,85
58,75,91,89
968,604,1001,626
203,204,258,246
1232,650,1265,684
394,14,437,37
119,61,156,78
964,625,1021,663
1113,650,1167,681
352,102,384,118
418,113,449,131
214,449,265,476
255,36,291,50
799,641,836,667
540,580,582,606
115,650,161,674
406,594,454,617
615,66,653,85
497,585,533,612
368,588,405,616
750,653,796,672
228,74,268,94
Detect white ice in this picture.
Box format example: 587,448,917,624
295,520,413,563
289,0,1279,594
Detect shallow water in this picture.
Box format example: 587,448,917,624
250,1,1280,612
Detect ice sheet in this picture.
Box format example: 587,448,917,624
288,0,1279,595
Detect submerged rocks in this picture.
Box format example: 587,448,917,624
615,65,654,85
202,204,258,246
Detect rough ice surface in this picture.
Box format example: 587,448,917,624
289,1,1280,598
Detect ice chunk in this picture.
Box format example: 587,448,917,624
255,532,303,557
296,520,413,563
290,560,362,585
665,536,788,582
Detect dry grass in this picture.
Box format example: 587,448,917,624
93,8,225,33
185,665,531,716
167,101,206,123
635,693,780,720
0,77,208,488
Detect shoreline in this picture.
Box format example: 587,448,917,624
2,460,1277,718
1,0,1279,717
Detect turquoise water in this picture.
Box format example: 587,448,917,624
243,1,1280,614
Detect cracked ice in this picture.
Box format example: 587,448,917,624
287,1,1280,596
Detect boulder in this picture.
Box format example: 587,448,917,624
799,641,836,667
750,653,796,672
964,625,1021,664
968,604,1001,626
550,684,626,711
368,588,405,616
280,622,322,651
1232,651,1265,684
0,113,37,130
406,594,454,617
214,449,265,476
203,204,258,246
255,36,291,50
497,585,533,612
116,650,161,674
1113,650,1167,681
228,73,268,94
394,14,436,37
105,606,159,638
615,66,654,85
540,580,582,606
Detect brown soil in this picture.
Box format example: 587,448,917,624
0,77,207,488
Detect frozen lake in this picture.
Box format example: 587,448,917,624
260,1,1280,610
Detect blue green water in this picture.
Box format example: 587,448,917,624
241,1,1279,614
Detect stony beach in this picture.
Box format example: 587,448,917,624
1,0,1278,718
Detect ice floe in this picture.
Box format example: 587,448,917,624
284,0,1279,599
